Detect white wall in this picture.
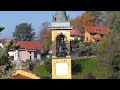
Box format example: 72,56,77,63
9,50,41,62
37,54,41,60
29,51,35,61
19,50,27,62
8,50,19,61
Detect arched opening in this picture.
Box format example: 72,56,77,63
56,34,68,57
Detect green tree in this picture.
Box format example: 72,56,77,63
111,15,120,33
44,59,52,74
102,11,120,28
0,40,20,70
72,60,82,75
95,32,120,78
13,23,35,41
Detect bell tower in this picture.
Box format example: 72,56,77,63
50,11,72,79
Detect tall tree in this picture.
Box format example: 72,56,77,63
91,11,105,26
112,15,120,33
0,39,20,71
95,32,120,78
102,11,120,28
13,23,35,41
38,22,51,51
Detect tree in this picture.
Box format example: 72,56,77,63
91,11,105,26
111,14,120,33
95,32,120,78
44,59,52,74
102,11,120,28
38,22,51,51
13,23,35,41
70,11,98,34
72,60,82,75
0,39,20,70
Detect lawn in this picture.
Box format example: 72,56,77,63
33,57,112,79
72,57,112,79
33,64,50,79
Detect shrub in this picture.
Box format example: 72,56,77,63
44,59,52,74
29,61,36,71
72,60,82,75
78,44,95,57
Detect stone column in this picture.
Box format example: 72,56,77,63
66,40,70,56
52,41,56,56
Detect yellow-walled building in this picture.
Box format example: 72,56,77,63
84,26,111,42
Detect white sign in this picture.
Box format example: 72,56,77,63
56,63,68,75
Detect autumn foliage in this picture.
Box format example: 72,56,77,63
39,22,51,51
71,11,98,34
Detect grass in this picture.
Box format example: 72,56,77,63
72,57,112,79
33,57,112,79
33,64,50,79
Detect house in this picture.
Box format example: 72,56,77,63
9,41,44,62
70,28,83,41
83,26,111,42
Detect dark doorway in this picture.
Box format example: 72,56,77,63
56,34,68,57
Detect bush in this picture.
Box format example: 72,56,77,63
44,59,52,74
78,43,95,57
0,70,14,79
29,61,36,71
72,60,82,75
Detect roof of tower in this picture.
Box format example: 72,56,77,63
53,11,69,22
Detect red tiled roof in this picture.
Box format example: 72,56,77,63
70,28,83,36
15,41,44,50
84,26,111,34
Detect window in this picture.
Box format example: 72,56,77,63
30,56,31,60
86,37,88,41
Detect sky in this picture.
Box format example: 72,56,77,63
0,11,85,39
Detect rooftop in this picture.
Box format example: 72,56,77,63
53,11,69,22
84,26,111,34
15,41,44,50
70,28,83,36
